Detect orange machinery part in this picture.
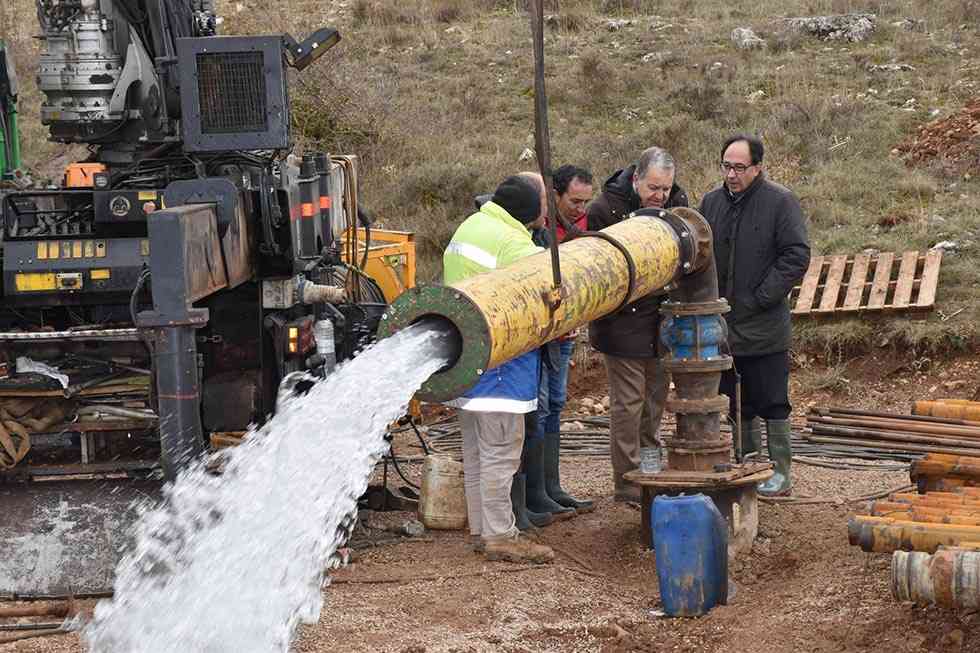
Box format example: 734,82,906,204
65,162,107,188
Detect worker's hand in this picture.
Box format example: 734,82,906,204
323,285,347,304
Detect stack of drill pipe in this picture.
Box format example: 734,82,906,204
0,600,75,642
852,482,980,552
849,514,980,553
911,453,980,492
806,407,980,458
868,490,980,526
913,399,980,422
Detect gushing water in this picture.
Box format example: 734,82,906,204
85,325,449,652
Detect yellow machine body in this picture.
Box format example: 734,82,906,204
341,228,416,303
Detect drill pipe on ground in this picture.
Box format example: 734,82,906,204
808,425,980,451
913,454,980,478
869,502,980,526
806,408,980,457
809,415,980,439
805,434,980,458
0,601,72,619
889,492,980,510
876,497,980,513
912,454,980,492
812,406,980,428
849,515,980,553
913,400,980,423
892,547,980,609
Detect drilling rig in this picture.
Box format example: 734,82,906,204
0,1,414,594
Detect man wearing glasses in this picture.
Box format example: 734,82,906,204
587,147,689,503
699,134,810,496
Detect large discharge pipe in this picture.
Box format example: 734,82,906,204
379,207,734,471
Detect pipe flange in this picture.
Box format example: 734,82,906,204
663,357,733,374
661,299,731,316
663,434,731,448
668,207,714,274
377,284,492,402
630,207,696,277
665,443,733,456
666,395,730,414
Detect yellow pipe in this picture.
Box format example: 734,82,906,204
379,208,708,401
463,216,679,366
913,400,980,422
850,515,980,553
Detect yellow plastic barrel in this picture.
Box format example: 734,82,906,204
418,454,467,530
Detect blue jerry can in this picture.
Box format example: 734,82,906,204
652,494,729,617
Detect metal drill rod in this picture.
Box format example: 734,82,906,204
529,0,562,304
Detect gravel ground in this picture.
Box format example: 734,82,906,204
7,457,971,653
4,353,980,652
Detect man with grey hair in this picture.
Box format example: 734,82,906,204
586,147,689,503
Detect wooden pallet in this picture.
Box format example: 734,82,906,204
790,249,942,316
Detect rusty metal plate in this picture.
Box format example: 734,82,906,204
0,480,160,595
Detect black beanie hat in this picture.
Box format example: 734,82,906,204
491,175,541,223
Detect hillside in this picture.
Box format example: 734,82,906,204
4,0,980,355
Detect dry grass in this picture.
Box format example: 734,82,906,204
7,0,980,354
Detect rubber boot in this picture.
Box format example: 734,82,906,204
543,433,594,513
511,473,552,531
737,417,762,462
525,438,576,520
758,419,793,496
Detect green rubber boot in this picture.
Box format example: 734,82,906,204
758,419,792,496
738,417,762,462
544,433,594,513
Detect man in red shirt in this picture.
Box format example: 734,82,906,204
531,165,596,514
553,164,593,241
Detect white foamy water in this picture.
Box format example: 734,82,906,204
85,324,448,652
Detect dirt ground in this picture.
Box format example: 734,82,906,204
299,463,975,653
300,350,980,653
4,352,980,652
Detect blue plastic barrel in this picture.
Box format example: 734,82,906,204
652,494,729,616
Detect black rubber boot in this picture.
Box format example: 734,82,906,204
758,419,792,496
544,432,594,513
527,504,554,528
737,417,762,462
525,438,576,519
510,473,543,533
512,472,554,529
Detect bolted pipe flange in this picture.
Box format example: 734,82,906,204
662,436,732,451
666,395,730,415
378,284,489,401
661,298,731,317
663,358,733,374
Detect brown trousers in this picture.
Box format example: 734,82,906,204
603,354,669,493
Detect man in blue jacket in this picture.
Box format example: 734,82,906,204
444,174,554,564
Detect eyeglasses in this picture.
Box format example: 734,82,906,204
720,162,752,174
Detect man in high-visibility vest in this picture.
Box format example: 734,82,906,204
444,174,554,564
